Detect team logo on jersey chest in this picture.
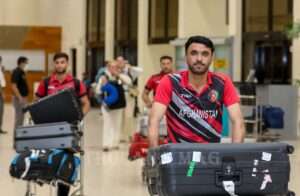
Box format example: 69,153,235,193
208,89,219,103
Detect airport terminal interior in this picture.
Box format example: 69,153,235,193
0,0,300,195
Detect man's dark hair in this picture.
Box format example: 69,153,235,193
185,35,215,53
0,56,2,62
53,52,69,61
160,55,173,62
17,56,28,66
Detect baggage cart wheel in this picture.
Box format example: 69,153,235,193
142,168,146,183
287,191,295,196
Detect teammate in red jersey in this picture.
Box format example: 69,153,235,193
142,55,173,108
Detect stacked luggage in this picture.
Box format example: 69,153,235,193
145,143,295,196
10,89,84,191
10,149,80,185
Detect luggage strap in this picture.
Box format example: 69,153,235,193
44,77,81,96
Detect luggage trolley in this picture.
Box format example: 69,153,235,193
18,120,85,196
13,89,86,196
70,121,85,196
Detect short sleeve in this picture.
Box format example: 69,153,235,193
78,81,87,98
11,70,20,84
154,75,172,106
144,76,154,91
35,80,46,98
223,76,240,107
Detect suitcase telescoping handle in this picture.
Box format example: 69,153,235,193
215,156,242,186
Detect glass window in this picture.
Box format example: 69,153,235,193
244,0,293,33
129,0,138,40
168,0,178,37
115,0,129,41
150,0,167,39
273,0,293,32
115,0,138,42
87,0,105,43
149,0,178,43
245,0,269,32
99,0,106,42
87,0,98,42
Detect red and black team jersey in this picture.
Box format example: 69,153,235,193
155,70,240,143
144,71,168,95
35,74,87,98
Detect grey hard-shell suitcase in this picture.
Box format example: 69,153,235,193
145,143,294,196
15,122,81,153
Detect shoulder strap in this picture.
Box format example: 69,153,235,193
43,77,50,96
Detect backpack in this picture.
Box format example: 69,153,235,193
100,74,126,110
104,80,126,110
43,77,81,97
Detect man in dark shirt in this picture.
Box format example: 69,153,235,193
11,56,29,135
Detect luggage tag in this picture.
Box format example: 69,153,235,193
186,151,201,177
262,152,272,161
161,152,173,165
186,161,196,177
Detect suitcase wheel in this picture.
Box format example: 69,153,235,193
287,145,294,154
147,178,158,196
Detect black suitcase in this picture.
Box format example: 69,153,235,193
24,88,83,124
145,143,294,196
15,122,82,153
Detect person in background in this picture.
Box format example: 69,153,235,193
96,60,132,151
148,35,245,147
142,55,173,109
11,56,29,138
0,56,6,134
95,60,109,84
116,56,143,142
35,52,90,196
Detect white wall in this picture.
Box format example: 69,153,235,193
228,0,242,81
0,0,86,79
178,0,228,38
105,0,115,61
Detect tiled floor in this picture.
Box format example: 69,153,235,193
0,104,299,196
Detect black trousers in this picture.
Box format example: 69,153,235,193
57,183,70,196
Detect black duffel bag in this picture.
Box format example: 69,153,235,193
10,149,80,185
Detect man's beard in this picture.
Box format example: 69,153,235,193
188,62,209,75
55,69,67,74
162,68,172,74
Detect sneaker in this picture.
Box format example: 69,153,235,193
102,147,110,152
0,130,7,134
